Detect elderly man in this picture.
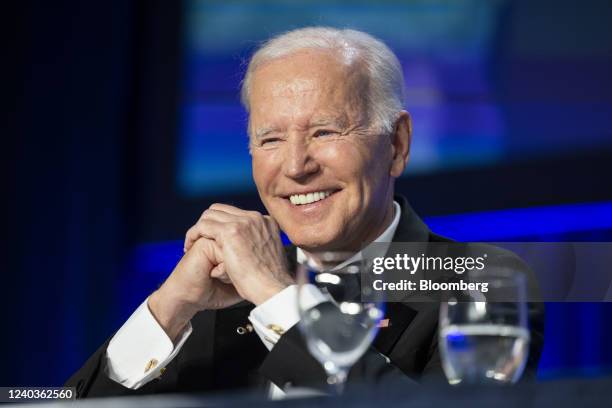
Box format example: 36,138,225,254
67,27,542,397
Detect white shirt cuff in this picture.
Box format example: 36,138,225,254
248,284,327,350
105,298,192,389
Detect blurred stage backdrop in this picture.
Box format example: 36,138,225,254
6,0,612,386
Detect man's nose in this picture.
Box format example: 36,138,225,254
283,138,319,180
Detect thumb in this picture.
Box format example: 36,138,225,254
210,262,226,278
191,237,224,267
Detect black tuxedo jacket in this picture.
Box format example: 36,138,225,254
66,197,544,398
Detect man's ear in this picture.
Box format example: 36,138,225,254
389,110,412,178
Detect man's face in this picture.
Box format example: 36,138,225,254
249,50,397,252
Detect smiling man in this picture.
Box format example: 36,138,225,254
66,27,542,398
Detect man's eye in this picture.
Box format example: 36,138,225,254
260,138,281,146
314,129,335,137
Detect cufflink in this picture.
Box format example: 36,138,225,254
236,323,254,335
155,367,166,380
266,324,285,336
144,358,158,373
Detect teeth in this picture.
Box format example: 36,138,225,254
289,191,331,205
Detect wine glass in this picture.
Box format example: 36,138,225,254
439,268,530,385
296,258,384,394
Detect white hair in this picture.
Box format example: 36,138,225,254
240,27,405,134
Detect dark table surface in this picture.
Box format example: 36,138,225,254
10,377,612,408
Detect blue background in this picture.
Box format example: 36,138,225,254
5,0,612,387
178,0,612,195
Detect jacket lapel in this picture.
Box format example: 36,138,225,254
372,195,433,355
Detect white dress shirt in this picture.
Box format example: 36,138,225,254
105,201,401,396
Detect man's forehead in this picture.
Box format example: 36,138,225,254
248,51,369,137
309,114,349,127
268,77,317,97
251,50,352,94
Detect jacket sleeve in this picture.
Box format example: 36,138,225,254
64,337,179,398
64,338,133,398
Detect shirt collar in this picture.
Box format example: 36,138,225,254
296,200,402,270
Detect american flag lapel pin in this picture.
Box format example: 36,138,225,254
377,318,390,328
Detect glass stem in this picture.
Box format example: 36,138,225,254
325,365,348,395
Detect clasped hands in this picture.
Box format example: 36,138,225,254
148,204,295,341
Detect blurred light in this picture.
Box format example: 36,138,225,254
425,201,612,241
315,273,341,285
339,302,362,315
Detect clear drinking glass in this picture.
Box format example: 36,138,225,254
439,269,530,385
296,258,384,394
